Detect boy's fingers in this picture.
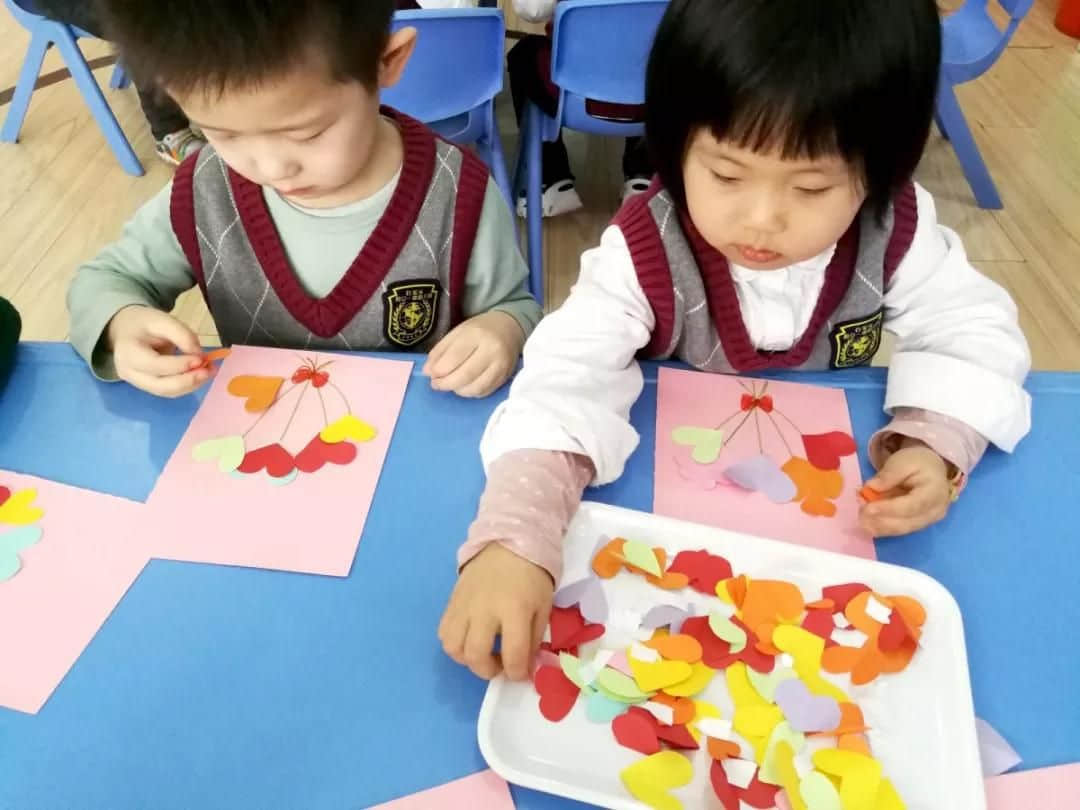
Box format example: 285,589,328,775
463,615,502,680
125,343,199,377
144,311,202,356
432,350,490,392
126,367,210,398
426,333,477,379
455,363,504,399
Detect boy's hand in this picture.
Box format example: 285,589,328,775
106,306,211,398
424,311,524,398
859,442,954,536
439,543,554,681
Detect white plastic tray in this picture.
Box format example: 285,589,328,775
478,502,986,810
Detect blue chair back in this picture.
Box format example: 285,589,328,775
548,0,667,136
941,0,1035,82
383,9,505,132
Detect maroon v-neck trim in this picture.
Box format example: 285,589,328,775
228,108,434,339
681,210,860,371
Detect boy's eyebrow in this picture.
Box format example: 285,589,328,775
187,116,328,135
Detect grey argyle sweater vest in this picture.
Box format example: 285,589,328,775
613,181,918,371
170,110,488,351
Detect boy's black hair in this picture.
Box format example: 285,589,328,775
645,0,942,219
94,0,397,94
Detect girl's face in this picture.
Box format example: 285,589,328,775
683,129,867,270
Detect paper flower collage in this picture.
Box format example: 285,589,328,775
0,484,44,582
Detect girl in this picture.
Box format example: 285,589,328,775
439,0,1031,682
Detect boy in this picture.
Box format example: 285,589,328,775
68,0,540,399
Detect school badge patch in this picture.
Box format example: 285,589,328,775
383,280,441,348
829,309,884,369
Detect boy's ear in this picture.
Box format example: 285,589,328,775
379,27,417,89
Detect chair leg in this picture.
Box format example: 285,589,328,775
53,27,144,177
0,30,51,143
934,111,950,142
936,81,1000,209
478,104,514,212
524,104,545,306
109,63,130,90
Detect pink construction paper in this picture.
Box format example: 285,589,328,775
985,763,1080,810
654,368,874,559
368,770,515,809
147,346,412,576
0,472,148,714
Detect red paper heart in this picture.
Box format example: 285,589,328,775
801,608,836,647
680,616,733,669
534,665,580,722
802,431,857,471
237,443,296,478
0,486,9,508
822,583,871,612
709,760,740,810
667,549,733,596
656,722,699,750
294,436,357,473
612,706,661,755
877,610,909,652
739,770,782,808
548,605,605,652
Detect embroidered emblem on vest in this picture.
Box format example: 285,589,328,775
383,279,441,347
829,309,884,369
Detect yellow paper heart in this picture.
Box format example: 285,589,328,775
800,771,843,810
759,721,806,785
661,660,716,697
320,414,377,445
0,489,44,526
775,742,810,810
812,748,883,810
620,751,694,810
630,657,694,693
688,700,722,742
773,625,848,703
727,662,769,709
873,778,905,810
733,704,784,742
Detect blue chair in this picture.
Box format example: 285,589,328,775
2,0,143,176
937,0,1036,209
384,8,511,207
514,0,667,304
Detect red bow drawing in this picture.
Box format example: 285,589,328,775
292,365,330,388
740,393,774,413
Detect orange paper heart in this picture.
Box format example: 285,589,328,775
783,457,844,517
644,633,704,663
227,375,284,413
707,737,742,761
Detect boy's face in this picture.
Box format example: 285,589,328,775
172,32,415,208
682,129,867,270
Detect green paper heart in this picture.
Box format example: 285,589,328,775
0,525,43,582
192,435,246,473
759,721,806,786
586,690,630,723
672,426,726,464
559,652,586,689
594,667,653,703
800,770,844,810
621,538,662,577
709,611,748,653
747,665,798,703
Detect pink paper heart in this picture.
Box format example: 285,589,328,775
774,677,842,733
673,448,729,490
802,431,857,471
723,454,798,503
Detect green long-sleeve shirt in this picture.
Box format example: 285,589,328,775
68,172,540,379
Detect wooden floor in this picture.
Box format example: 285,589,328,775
1,0,1078,369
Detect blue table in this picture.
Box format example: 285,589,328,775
0,343,1076,810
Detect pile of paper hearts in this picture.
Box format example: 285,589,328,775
531,537,925,810
674,427,858,517
0,484,44,582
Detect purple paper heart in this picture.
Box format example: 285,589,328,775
774,678,842,733
723,454,798,504
641,603,696,635
553,577,608,624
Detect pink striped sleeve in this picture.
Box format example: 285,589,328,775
869,407,989,484
457,449,594,582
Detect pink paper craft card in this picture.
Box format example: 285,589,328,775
654,367,874,558
147,346,412,576
0,471,149,714
985,763,1080,810
368,770,515,810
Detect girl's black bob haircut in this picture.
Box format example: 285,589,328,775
645,0,942,220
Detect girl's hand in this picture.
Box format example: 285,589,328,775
859,442,954,536
439,543,554,681
106,306,211,398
